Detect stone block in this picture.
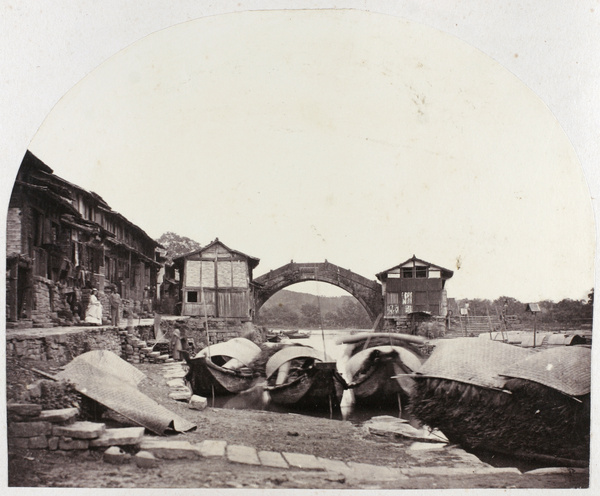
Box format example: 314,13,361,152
524,467,586,476
317,457,350,474
169,390,192,401
196,439,227,458
227,444,260,466
7,403,42,417
166,378,186,388
89,427,145,448
346,462,401,481
8,437,30,449
189,395,208,410
134,451,158,469
53,421,106,439
163,369,186,379
38,407,79,424
139,439,201,459
28,435,49,449
363,417,448,443
48,436,59,450
408,441,447,451
59,437,90,450
104,446,131,465
473,466,521,475
258,450,289,468
282,452,324,471
401,466,483,477
9,421,52,438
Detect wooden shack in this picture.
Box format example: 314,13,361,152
376,255,453,328
174,239,259,321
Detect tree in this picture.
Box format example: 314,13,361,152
257,305,299,327
300,303,321,327
336,300,371,329
155,232,202,263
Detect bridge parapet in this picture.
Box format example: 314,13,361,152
253,261,383,323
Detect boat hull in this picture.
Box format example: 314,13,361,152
349,354,407,406
184,355,255,397
345,346,421,407
267,362,345,410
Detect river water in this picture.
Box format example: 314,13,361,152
209,328,419,425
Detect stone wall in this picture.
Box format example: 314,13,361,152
6,318,263,365
6,207,22,255
153,318,248,351
31,276,60,327
6,327,122,364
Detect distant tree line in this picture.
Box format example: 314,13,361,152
257,298,372,329
257,289,594,330
454,289,594,326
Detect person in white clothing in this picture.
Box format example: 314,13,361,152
84,288,103,325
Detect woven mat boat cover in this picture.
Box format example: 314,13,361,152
56,350,196,435
415,337,533,389
500,345,591,397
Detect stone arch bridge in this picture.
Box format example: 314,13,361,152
252,261,383,325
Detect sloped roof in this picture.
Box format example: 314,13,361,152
17,151,159,249
376,255,453,280
173,238,260,269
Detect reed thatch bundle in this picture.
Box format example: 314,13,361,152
409,340,590,463
409,377,589,462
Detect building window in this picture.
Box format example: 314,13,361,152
401,267,413,278
415,266,427,278
187,291,198,303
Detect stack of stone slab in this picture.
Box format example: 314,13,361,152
119,330,148,364
119,331,174,364
7,403,145,452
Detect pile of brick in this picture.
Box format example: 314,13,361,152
7,403,145,452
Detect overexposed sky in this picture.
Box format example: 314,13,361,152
3,4,598,304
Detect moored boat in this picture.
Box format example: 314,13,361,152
182,337,261,397
264,345,346,410
409,338,591,465
337,332,425,408
282,329,311,339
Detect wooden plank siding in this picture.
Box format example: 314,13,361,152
179,240,254,319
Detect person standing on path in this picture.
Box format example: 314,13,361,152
108,286,122,327
84,288,103,325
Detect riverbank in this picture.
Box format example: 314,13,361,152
5,355,590,490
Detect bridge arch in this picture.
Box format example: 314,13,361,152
252,261,383,325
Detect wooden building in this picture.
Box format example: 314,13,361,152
173,239,259,321
376,255,453,328
6,151,162,327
